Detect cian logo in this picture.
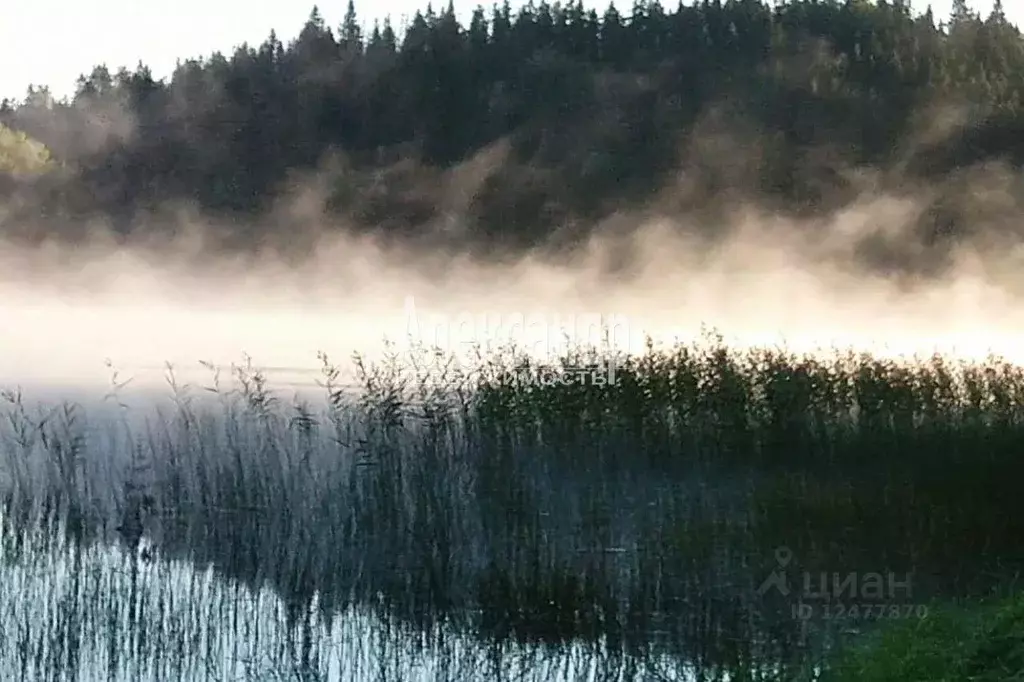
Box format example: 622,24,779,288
757,546,914,601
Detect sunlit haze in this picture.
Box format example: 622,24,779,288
3,194,1024,396
4,0,1024,400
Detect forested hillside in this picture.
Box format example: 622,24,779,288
2,0,1023,262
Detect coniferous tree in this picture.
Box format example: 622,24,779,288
2,0,1024,249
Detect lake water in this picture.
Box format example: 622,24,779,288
4,240,1024,680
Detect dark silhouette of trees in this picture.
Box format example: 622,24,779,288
3,0,1024,254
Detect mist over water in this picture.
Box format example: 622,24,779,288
10,8,1024,678
4,186,1024,404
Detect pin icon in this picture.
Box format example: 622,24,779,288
757,545,795,596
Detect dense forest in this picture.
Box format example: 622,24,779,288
2,0,1024,265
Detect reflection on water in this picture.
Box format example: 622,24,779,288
0,389,827,680
5,339,1024,681
1,515,823,681
0,532,686,681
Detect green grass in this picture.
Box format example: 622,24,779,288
823,590,1024,682
1,331,1024,678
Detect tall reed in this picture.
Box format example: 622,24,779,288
3,330,1024,677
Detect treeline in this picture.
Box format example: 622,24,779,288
2,0,1024,254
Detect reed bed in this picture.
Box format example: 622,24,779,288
2,330,1024,679
4,511,720,681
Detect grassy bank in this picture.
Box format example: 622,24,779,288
823,589,1024,682
2,332,1024,677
